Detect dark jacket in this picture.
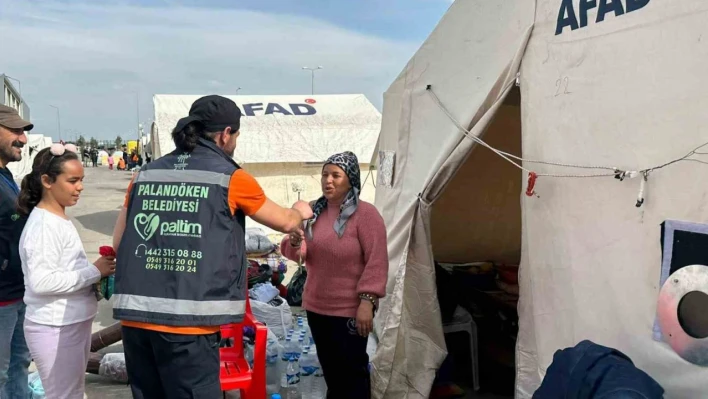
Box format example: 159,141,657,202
533,340,664,399
0,167,26,302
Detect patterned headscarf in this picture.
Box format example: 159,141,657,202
307,151,361,239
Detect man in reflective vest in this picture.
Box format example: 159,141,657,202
112,95,313,398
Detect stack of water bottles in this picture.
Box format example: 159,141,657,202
275,316,327,399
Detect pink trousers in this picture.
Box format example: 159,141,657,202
24,319,93,399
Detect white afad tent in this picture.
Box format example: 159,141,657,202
152,94,380,233
372,0,708,398
6,134,53,181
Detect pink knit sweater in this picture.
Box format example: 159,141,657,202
281,200,388,318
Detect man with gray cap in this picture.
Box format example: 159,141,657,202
0,105,32,398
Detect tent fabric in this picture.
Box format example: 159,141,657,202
372,0,708,397
371,0,533,397
6,134,52,181
152,94,380,164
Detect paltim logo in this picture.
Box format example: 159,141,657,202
134,213,160,241
305,99,316,104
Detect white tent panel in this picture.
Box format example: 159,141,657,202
518,0,708,397
371,0,533,397
153,94,380,165
372,0,708,397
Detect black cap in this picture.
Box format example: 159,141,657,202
175,95,241,133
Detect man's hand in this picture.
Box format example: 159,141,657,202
356,300,374,337
292,200,313,220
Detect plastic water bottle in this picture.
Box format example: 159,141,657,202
299,350,316,398
282,358,301,399
266,338,280,395
312,353,326,399
297,337,305,358
296,318,305,335
280,336,293,385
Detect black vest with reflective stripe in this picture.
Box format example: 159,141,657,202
113,139,247,326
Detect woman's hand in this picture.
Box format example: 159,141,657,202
356,300,375,337
290,232,303,247
94,256,116,277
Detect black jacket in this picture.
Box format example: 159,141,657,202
0,167,26,302
533,340,664,399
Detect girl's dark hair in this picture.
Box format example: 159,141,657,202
172,120,212,152
17,147,80,216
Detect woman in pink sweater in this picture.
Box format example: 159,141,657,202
281,151,388,399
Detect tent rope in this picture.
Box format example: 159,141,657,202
426,85,708,206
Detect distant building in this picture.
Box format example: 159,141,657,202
1,74,30,120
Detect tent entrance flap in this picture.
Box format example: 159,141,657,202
430,98,522,396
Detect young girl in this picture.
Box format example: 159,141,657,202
107,153,114,170
17,144,116,399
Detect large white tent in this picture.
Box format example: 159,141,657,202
371,0,708,397
152,94,380,232
7,133,53,181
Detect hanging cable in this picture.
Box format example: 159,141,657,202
426,84,708,204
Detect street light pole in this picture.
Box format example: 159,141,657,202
302,66,323,95
48,105,61,141
136,91,140,143
236,87,242,94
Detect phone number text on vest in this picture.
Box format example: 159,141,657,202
132,182,209,273
144,250,202,273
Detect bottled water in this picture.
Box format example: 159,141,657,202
296,318,305,335
297,337,305,358
279,336,294,385
266,338,281,395
281,358,301,399
311,353,326,399
302,319,312,343
299,350,317,399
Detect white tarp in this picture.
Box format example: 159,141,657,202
372,0,708,398
152,94,381,165
7,134,52,181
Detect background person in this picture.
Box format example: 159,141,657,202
17,144,116,399
281,151,388,399
111,95,313,398
0,105,32,399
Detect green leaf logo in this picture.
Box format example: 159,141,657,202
134,213,160,241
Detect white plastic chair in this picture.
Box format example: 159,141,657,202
443,306,480,391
